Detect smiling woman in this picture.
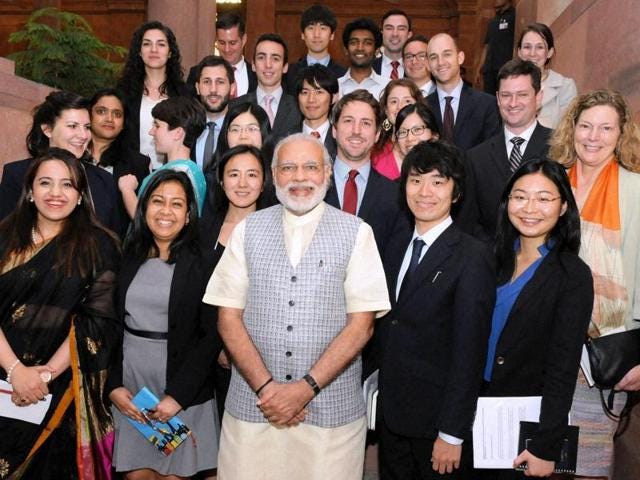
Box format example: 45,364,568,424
109,169,221,478
0,91,118,230
0,148,120,479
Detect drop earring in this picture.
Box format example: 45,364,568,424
382,117,392,132
77,198,82,206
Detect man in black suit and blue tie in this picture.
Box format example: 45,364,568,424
284,5,346,95
456,59,552,241
377,140,495,479
426,33,501,151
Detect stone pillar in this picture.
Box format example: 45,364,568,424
147,0,217,74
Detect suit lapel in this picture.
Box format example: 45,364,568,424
168,251,195,325
454,85,472,137
399,225,459,303
359,169,382,221
386,227,414,307
499,250,558,348
324,184,340,209
488,132,511,182
427,93,443,129
522,123,550,161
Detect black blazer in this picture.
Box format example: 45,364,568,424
456,123,552,241
483,248,593,460
122,83,189,153
427,83,501,151
284,57,346,95
107,248,222,408
231,90,302,142
379,222,495,439
324,167,400,257
111,150,150,237
0,158,119,231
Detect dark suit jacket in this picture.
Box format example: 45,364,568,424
324,167,400,257
186,59,258,97
427,83,501,151
232,90,302,142
483,248,593,460
284,57,346,95
107,247,222,408
379,222,495,439
111,150,150,237
0,158,119,231
121,83,189,153
456,123,552,241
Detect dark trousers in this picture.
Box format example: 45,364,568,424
378,416,474,480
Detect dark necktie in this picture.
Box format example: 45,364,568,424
310,131,321,139
343,169,359,215
509,137,525,172
202,121,216,172
390,60,400,80
442,96,454,143
399,238,426,298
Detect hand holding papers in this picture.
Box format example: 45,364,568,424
0,380,52,424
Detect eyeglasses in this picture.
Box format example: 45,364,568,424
228,124,260,135
396,125,429,139
403,53,427,63
508,194,561,206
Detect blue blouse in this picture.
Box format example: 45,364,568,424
483,241,552,381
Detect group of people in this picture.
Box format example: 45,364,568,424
0,3,639,480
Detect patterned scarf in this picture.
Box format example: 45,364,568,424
569,159,628,336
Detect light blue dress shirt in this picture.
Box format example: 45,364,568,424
332,157,370,215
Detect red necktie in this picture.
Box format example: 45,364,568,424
343,169,358,215
442,96,454,143
310,131,321,139
390,61,400,80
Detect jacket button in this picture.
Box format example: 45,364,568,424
496,356,505,365
288,300,295,306
391,319,398,325
287,325,293,332
291,276,297,282
285,351,292,357
285,374,292,381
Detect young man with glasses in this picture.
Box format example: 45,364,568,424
402,35,436,97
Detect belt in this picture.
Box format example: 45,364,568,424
124,323,168,340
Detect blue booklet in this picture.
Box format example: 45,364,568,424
127,387,191,456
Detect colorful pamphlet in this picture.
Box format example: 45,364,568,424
127,387,191,456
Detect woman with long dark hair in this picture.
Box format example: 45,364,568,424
108,170,220,479
0,91,118,229
117,21,187,170
0,148,120,479
478,158,593,478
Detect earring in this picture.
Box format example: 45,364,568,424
77,198,82,206
382,118,393,132
27,192,34,202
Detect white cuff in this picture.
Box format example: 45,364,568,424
438,431,464,445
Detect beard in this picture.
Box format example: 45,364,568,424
275,178,330,215
201,93,230,114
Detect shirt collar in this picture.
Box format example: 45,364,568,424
382,54,402,68
504,120,537,144
413,216,453,246
303,119,330,137
333,157,371,182
342,68,384,86
283,200,325,226
232,57,246,71
307,54,330,67
257,86,283,105
436,79,463,102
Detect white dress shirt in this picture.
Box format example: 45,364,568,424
302,119,331,143
504,120,537,158
232,57,250,96
380,53,405,82
436,79,464,123
338,69,386,101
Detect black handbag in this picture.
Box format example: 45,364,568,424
585,328,640,419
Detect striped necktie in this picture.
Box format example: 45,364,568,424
509,137,525,172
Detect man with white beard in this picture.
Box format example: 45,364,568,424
203,133,390,480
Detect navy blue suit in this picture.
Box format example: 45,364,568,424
427,83,501,151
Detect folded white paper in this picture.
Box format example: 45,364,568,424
472,396,541,469
0,380,52,425
363,369,379,430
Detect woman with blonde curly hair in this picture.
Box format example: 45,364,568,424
549,89,640,479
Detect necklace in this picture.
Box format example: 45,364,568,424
31,227,40,245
